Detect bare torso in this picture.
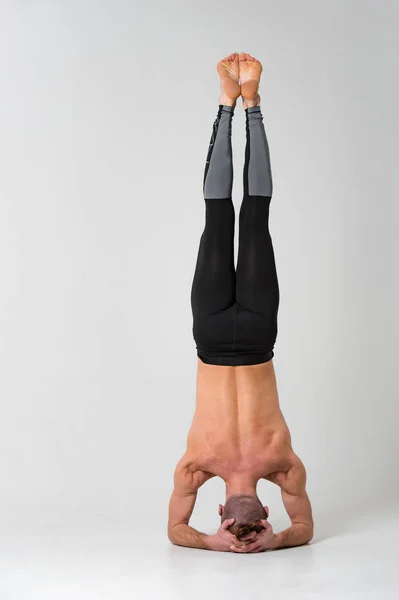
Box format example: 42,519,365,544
178,358,298,494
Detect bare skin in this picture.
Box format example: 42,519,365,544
239,52,262,108
168,54,314,553
217,52,240,107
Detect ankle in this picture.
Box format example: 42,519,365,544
242,93,260,110
219,94,236,108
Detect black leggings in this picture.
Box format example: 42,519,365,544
191,105,279,366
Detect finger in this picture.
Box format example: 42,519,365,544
260,520,271,530
232,540,262,553
221,518,235,530
249,543,264,553
239,531,257,542
234,540,252,548
230,545,250,553
245,540,263,552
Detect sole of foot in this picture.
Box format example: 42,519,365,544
217,52,240,107
239,52,262,109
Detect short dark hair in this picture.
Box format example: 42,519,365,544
221,494,267,540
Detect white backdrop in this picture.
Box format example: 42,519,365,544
0,0,398,555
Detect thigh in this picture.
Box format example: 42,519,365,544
191,198,236,319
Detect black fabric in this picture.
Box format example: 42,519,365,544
191,107,279,366
203,105,224,191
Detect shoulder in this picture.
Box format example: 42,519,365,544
174,453,215,494
264,452,307,495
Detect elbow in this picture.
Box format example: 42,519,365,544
293,521,314,545
167,524,179,545
168,536,178,546
304,523,314,544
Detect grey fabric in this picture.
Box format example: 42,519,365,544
247,106,273,197
203,106,234,199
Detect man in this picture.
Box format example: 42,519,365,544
168,53,313,553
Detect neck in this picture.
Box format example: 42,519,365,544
225,475,258,499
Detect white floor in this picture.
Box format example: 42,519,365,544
1,513,398,600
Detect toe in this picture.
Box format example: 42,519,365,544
239,52,246,62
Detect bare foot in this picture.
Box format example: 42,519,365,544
217,53,240,107
239,53,262,109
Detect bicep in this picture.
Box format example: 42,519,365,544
168,461,213,529
168,489,197,529
280,460,313,527
281,489,313,527
268,456,313,527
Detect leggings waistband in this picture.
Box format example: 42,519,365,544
198,349,274,366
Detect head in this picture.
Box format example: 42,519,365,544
219,494,269,540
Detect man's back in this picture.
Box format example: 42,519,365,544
183,359,294,482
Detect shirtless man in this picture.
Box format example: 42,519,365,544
168,53,314,553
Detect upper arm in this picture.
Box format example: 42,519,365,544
281,488,313,530
168,458,214,531
168,488,197,532
267,455,313,528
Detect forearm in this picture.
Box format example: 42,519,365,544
168,523,212,550
271,523,313,550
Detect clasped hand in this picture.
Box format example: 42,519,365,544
209,518,275,553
